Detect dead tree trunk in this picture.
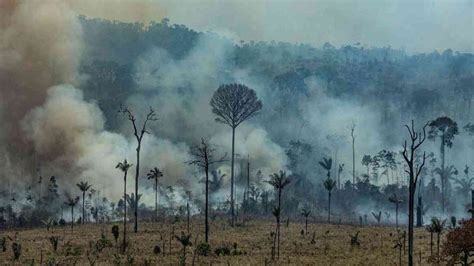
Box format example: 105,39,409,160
416,196,423,227
120,106,157,233
402,120,427,266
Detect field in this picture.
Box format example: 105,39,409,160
0,220,441,265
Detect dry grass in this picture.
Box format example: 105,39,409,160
0,220,440,265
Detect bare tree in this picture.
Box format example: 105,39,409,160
188,138,226,243
147,167,163,222
76,181,92,224
120,105,157,233
350,123,356,188
401,120,427,266
116,159,132,253
210,83,262,226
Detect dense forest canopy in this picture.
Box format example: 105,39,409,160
0,1,473,227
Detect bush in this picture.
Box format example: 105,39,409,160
58,219,66,226
214,244,231,256
111,225,119,244
153,245,161,255
49,236,60,252
11,242,21,260
0,237,6,252
196,242,210,256
443,219,474,266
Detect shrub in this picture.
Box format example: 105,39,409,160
443,219,474,266
0,236,6,252
11,242,21,260
111,225,119,245
214,244,231,256
49,236,60,252
153,245,161,255
196,242,210,256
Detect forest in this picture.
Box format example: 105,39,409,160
0,1,473,265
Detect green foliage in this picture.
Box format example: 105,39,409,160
196,242,211,256
214,244,231,256
49,236,60,252
93,233,113,253
0,236,6,252
111,225,119,244
11,241,21,260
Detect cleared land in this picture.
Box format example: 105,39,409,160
0,221,442,265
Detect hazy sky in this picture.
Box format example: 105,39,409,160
71,0,473,53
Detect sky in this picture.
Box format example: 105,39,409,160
69,0,473,53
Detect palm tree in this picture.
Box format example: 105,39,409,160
301,208,311,234
451,165,473,199
389,193,403,228
266,170,291,259
430,217,446,261
76,181,92,224
319,157,333,179
323,178,337,223
116,159,132,252
319,157,335,222
428,116,459,213
175,231,192,263
147,167,163,222
65,196,79,231
425,224,435,257
126,193,142,213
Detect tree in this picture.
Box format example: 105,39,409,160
451,165,474,200
443,219,474,266
116,159,132,253
350,123,356,188
76,181,92,224
319,157,333,179
428,116,459,213
323,178,337,223
266,170,291,259
361,155,372,176
175,231,192,264
431,217,446,261
401,120,427,266
65,196,79,232
389,193,403,228
188,138,226,243
147,167,163,222
301,208,311,234
120,105,157,233
210,83,262,226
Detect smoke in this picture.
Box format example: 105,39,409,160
0,0,84,192
0,2,286,205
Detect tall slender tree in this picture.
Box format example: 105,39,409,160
76,181,92,224
210,83,262,226
188,138,226,243
350,123,356,188
319,157,336,222
401,120,427,266
147,167,163,222
65,196,79,232
323,177,337,223
120,106,157,233
266,171,291,259
389,193,403,228
116,159,132,253
428,116,458,213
